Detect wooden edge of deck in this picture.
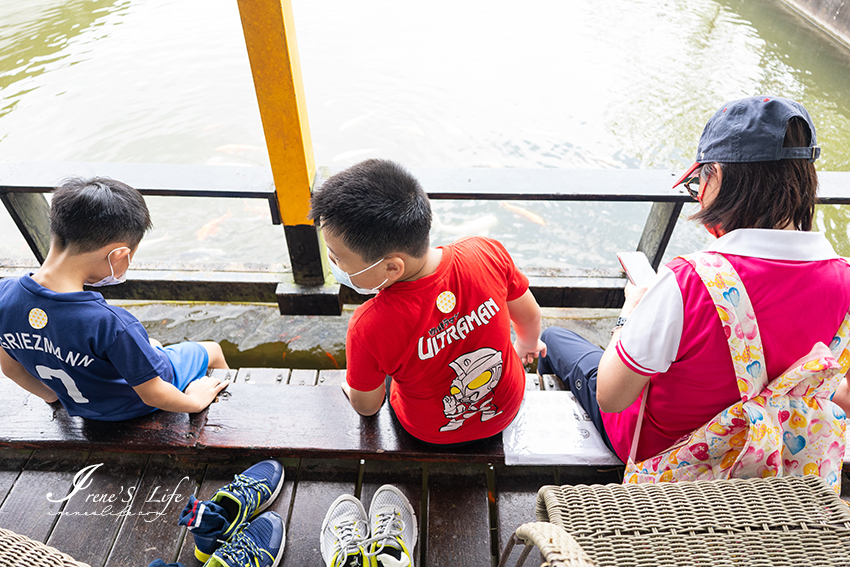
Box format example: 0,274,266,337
3,372,847,466
0,377,509,463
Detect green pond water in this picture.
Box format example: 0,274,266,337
2,0,850,365
2,0,850,265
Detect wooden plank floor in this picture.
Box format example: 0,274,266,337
0,448,627,566
3,370,849,565
2,452,850,566
48,452,149,564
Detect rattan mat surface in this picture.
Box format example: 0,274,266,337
535,476,850,567
0,528,90,567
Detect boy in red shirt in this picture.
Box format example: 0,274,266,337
310,159,546,444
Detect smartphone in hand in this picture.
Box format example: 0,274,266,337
617,251,657,288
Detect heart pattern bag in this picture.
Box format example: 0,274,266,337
623,252,850,493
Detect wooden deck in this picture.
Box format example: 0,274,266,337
0,449,623,566
0,369,622,566
2,369,850,566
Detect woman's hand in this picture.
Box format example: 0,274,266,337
595,282,652,413
621,282,649,317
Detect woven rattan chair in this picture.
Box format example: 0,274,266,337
501,522,596,567
0,528,90,567
501,476,850,567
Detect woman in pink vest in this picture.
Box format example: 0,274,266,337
538,95,850,463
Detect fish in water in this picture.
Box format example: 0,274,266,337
196,209,232,241
243,202,271,219
325,351,340,369
499,201,545,226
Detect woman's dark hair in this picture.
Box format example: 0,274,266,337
309,159,432,261
691,117,818,232
50,177,152,253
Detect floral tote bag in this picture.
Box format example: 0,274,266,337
623,252,850,493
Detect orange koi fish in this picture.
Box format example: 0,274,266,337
195,209,232,241
499,201,545,226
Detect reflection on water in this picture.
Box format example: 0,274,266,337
0,0,128,120
1,0,850,267
124,301,349,369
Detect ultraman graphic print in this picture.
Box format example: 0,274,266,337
440,347,504,432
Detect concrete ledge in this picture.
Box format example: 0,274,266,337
781,0,850,50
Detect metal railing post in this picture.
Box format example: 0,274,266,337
1,192,50,264
235,0,326,285
637,201,683,270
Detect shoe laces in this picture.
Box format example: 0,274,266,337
215,522,270,567
225,474,271,509
365,510,406,557
331,517,369,567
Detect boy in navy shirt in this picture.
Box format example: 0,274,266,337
0,177,229,420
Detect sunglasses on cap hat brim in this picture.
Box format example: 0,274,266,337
672,162,701,189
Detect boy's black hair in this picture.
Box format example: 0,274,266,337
50,177,152,254
309,159,432,261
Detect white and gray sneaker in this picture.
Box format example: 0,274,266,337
320,494,370,567
367,485,418,567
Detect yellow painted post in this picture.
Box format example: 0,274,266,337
236,0,325,285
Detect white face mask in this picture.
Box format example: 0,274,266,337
87,247,130,287
329,255,387,295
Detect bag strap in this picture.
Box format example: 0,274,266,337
832,258,850,370
628,382,649,463
629,252,759,461
682,252,767,401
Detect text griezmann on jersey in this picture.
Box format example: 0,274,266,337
1,332,95,368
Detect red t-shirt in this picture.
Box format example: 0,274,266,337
345,237,529,444
605,229,850,462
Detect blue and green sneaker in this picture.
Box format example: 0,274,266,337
204,511,285,567
179,459,284,561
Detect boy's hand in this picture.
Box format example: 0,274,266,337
340,376,386,416
507,289,546,366
183,376,229,412
513,338,547,365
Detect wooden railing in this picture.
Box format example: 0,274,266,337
3,162,850,314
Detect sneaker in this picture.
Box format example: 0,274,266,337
204,511,285,567
180,459,284,561
367,485,417,567
320,494,370,567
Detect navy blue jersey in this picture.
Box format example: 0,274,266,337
0,275,174,420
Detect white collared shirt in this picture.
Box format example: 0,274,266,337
618,229,841,374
